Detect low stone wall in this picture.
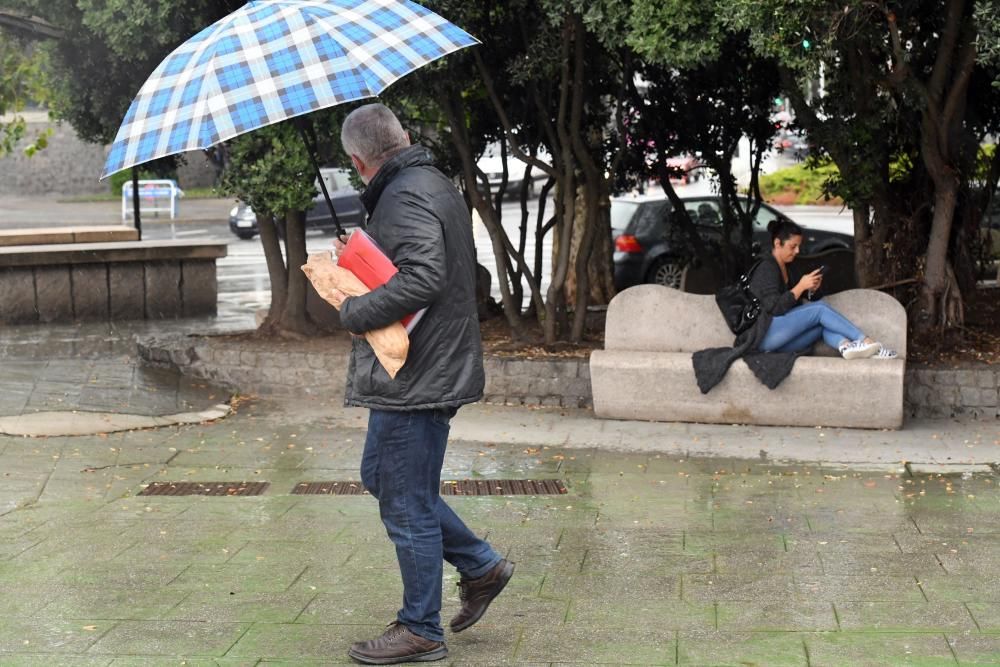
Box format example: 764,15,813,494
135,334,594,407
484,356,592,408
0,241,226,324
906,366,1000,419
135,334,997,420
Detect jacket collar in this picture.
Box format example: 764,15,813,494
360,145,435,214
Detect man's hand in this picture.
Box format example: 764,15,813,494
326,287,349,309
333,232,350,259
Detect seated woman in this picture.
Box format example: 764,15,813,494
693,218,896,394
756,218,897,360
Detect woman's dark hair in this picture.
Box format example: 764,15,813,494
767,218,804,245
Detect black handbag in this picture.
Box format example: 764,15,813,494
715,261,762,335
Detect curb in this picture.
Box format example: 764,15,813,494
136,333,999,420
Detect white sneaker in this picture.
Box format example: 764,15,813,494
873,344,898,359
839,339,880,360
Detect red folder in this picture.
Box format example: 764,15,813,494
337,229,426,333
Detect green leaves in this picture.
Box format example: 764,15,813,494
219,121,318,220
625,0,727,68
0,27,49,157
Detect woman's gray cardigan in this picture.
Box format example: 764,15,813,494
692,256,809,393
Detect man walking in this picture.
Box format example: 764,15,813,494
331,103,514,665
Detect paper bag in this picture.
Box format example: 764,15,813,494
302,252,408,378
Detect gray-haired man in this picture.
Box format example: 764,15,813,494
327,103,514,665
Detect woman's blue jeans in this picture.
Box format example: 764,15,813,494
760,301,866,353
361,407,502,642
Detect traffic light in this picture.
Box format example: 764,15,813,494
802,39,811,49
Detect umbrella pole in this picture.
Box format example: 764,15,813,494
131,167,142,240
293,117,346,241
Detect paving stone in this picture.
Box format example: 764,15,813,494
567,599,713,630
835,601,978,633
36,588,190,621
682,573,798,602
804,632,958,666
0,619,114,654
965,603,1000,631
945,633,1000,666
716,600,837,631
676,630,808,665
517,624,675,664
165,591,315,623
918,576,1000,603
86,620,248,657
226,623,375,660
796,574,927,602
0,656,113,666
107,659,219,666
818,552,944,576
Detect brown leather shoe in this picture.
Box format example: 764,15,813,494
449,559,515,632
348,622,447,665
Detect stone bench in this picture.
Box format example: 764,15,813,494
0,226,139,246
0,240,227,324
590,285,907,429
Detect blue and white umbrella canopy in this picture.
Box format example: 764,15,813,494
102,0,477,179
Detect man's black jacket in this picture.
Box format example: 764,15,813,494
339,145,485,410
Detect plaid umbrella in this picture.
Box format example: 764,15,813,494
101,0,477,179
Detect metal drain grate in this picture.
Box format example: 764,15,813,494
292,481,369,495
292,479,567,496
138,482,270,496
441,479,568,496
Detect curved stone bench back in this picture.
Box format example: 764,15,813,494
824,289,907,358
605,285,732,352
605,284,906,358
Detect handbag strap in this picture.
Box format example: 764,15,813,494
738,259,763,286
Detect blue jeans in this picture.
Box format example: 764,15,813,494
760,301,866,353
361,407,502,642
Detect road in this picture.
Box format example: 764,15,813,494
1,181,853,319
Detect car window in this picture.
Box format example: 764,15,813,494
754,204,782,231
689,200,722,227
610,201,640,236
632,201,669,237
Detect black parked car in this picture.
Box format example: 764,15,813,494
228,168,366,240
611,195,853,291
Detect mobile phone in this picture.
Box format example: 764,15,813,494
816,265,827,275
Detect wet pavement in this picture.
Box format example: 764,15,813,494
0,319,997,664
0,395,998,665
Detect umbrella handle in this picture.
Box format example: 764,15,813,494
294,116,346,241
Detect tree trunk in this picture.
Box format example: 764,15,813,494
918,182,962,330
565,183,614,342
277,209,314,337
544,16,581,346
441,87,536,338
257,212,288,333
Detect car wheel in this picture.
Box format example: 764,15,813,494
647,257,685,289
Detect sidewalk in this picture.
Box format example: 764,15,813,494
0,318,998,664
